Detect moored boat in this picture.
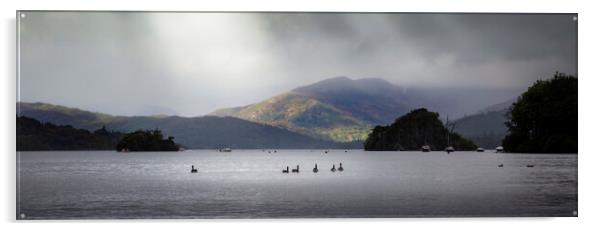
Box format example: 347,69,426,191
495,146,504,153
445,146,455,154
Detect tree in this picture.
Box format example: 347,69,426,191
502,72,577,153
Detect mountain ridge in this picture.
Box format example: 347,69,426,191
18,102,361,149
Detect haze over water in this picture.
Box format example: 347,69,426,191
17,150,577,219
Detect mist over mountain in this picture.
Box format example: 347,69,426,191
18,102,359,149
292,77,411,125
453,98,516,148
211,76,521,142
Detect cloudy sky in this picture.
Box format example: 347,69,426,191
18,12,577,116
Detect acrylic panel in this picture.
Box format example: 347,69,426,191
16,12,578,219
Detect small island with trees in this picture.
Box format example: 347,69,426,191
115,130,180,152
364,108,477,151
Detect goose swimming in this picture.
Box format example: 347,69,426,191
313,164,319,173
331,164,336,172
282,166,289,173
292,165,299,173
338,163,344,171
190,165,198,173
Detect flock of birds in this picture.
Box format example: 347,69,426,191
190,162,534,174
497,164,535,168
190,163,345,174
188,149,537,174
282,163,344,173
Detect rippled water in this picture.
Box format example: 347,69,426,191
17,150,577,219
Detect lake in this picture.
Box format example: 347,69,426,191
17,150,577,219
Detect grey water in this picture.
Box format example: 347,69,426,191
17,150,577,219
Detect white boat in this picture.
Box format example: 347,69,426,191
445,146,455,154
219,148,232,152
495,146,504,153
421,145,431,152
444,116,456,154
476,147,485,152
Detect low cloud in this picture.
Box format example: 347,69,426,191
19,12,577,116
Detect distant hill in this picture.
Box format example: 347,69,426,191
453,98,515,149
210,76,520,142
364,108,477,151
17,116,123,151
18,102,360,149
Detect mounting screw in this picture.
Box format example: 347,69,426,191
573,210,577,216
20,213,26,219
20,13,26,18
572,16,577,21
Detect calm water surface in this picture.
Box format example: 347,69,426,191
17,150,577,219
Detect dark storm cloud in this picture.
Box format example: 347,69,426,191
254,13,576,90
18,12,577,116
388,14,577,63
260,13,576,66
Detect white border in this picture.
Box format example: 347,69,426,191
2,0,601,230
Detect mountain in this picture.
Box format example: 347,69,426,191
17,116,124,151
210,76,520,142
364,108,477,151
453,98,515,149
211,77,413,141
18,102,360,149
293,77,414,124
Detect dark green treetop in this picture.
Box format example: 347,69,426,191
502,72,577,153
